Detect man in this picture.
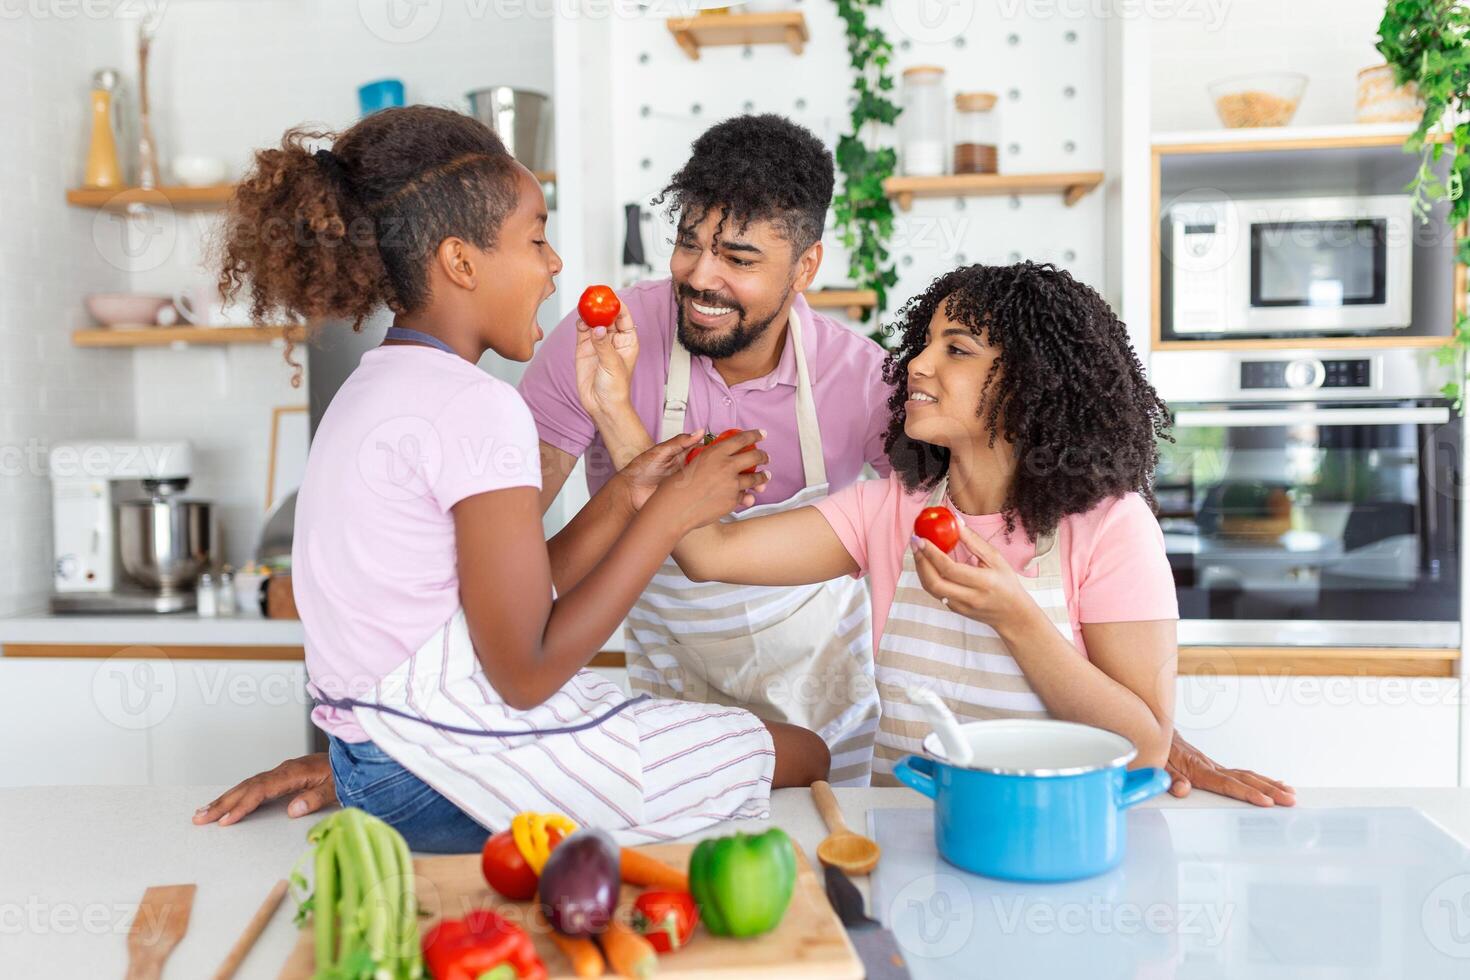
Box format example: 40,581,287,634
195,115,1293,827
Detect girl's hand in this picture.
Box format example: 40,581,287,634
911,524,1036,633
647,428,769,535
618,431,706,512
575,304,639,421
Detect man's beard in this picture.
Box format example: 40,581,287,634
674,282,789,359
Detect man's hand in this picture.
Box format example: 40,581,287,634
1168,731,1296,807
193,752,336,826
575,304,638,421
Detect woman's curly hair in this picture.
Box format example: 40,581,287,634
213,105,520,383
881,262,1171,541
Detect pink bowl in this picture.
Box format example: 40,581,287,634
85,293,173,328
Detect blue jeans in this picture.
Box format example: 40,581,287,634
327,735,491,853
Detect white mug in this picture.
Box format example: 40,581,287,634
172,286,253,327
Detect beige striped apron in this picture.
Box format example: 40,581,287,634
871,477,1074,786
624,308,881,786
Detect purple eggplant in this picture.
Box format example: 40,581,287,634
537,828,620,937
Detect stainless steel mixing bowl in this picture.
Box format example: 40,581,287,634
118,496,213,594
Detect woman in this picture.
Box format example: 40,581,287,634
662,262,1180,782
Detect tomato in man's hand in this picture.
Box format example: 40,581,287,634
578,285,621,328
481,826,563,901
914,506,960,554
683,428,757,474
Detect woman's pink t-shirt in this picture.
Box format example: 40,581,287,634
813,474,1178,657
293,346,542,742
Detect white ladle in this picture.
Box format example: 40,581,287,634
905,686,973,767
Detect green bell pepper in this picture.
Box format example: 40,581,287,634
687,828,797,938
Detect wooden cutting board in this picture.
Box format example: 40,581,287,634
277,842,862,979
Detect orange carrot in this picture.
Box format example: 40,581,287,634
600,917,659,979
535,899,605,977
620,848,688,892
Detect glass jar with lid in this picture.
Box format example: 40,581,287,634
900,66,948,177
953,92,999,175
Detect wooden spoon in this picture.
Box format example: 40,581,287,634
126,883,196,980
812,780,881,876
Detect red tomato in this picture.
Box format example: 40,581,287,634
631,890,699,954
481,827,563,901
578,285,621,328
683,428,757,475
914,506,960,554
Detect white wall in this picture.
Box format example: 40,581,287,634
0,15,138,616
1151,0,1389,132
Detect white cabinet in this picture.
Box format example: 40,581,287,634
1175,675,1461,788
0,657,312,787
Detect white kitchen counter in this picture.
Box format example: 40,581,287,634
4,785,1470,978
0,611,305,647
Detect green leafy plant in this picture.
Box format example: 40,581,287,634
832,0,901,343
1377,1,1470,407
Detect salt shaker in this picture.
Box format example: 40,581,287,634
196,572,218,617
217,566,238,616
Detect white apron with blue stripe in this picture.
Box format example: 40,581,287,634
623,307,881,786
871,476,1073,786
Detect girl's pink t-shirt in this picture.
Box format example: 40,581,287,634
813,473,1178,657
293,346,542,742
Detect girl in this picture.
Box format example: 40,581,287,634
215,106,828,851
630,262,1180,784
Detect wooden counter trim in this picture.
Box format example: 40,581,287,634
1179,646,1460,677
2,643,307,661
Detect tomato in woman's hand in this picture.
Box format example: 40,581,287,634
578,285,621,328
481,826,563,901
683,428,758,475
914,506,960,554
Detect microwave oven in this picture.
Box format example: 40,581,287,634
1167,195,1414,336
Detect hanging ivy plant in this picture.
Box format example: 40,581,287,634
1377,1,1470,408
832,0,901,344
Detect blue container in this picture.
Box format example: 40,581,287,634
894,719,1171,882
358,79,406,116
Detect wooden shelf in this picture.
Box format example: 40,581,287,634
67,172,556,212
667,11,808,60
66,184,237,211
1152,335,1450,353
1180,646,1460,678
72,325,303,348
1151,121,1445,156
804,288,877,320
883,171,1104,212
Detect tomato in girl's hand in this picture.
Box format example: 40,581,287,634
481,826,563,901
914,506,960,554
683,428,757,474
578,285,621,328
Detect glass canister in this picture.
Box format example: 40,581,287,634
900,66,948,177
953,92,999,175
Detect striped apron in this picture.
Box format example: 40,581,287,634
870,477,1073,786
348,609,777,844
623,308,881,786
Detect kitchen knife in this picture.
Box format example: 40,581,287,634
824,863,911,980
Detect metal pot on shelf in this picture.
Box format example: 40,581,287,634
466,87,552,173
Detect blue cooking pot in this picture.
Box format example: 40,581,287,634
894,719,1171,882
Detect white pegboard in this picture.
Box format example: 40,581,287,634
602,0,1110,322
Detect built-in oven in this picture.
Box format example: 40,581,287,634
1150,348,1461,647
1167,194,1414,336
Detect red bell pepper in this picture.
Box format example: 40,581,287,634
422,909,548,980
631,890,699,954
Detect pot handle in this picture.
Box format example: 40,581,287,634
1118,767,1171,809
894,755,937,800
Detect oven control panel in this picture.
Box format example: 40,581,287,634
1241,358,1372,391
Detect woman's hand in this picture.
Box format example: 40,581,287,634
617,431,707,512
575,304,639,421
193,753,336,825
1167,732,1297,807
911,524,1035,632
644,428,769,535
